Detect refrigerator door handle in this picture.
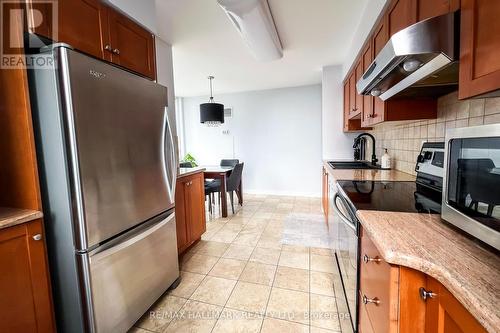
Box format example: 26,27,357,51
161,107,176,204
166,107,177,198
90,212,175,262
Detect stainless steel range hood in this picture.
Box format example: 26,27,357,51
357,12,459,101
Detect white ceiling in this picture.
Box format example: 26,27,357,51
155,0,369,97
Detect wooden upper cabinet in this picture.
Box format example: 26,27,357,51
27,0,156,80
59,0,110,60
425,277,487,333
372,20,388,125
354,59,364,117
348,71,357,116
415,0,459,21
0,220,55,333
26,1,53,38
361,43,374,127
387,0,416,38
108,8,156,80
458,0,500,99
343,80,350,132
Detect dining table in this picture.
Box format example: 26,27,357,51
202,165,243,218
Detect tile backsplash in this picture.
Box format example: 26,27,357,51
368,91,500,175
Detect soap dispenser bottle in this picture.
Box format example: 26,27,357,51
381,148,391,169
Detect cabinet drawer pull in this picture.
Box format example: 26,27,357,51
362,295,380,305
363,254,382,263
32,234,42,241
419,287,437,301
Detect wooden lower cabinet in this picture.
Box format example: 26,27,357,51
425,277,487,333
0,220,55,333
175,171,206,254
321,167,329,221
359,227,487,333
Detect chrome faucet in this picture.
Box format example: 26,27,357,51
353,133,378,166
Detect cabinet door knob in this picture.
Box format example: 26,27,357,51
363,254,382,263
362,295,380,305
32,234,42,241
419,287,437,301
104,44,112,52
113,48,120,55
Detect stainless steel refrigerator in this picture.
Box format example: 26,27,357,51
28,44,179,333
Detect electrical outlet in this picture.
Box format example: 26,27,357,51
222,130,231,135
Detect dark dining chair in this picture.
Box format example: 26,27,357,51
220,159,239,167
205,162,244,214
205,159,239,188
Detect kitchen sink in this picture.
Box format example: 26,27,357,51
328,161,381,170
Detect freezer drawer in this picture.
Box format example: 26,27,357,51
81,211,179,333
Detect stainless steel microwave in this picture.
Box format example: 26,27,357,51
442,124,500,250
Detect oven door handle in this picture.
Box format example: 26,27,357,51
333,193,357,232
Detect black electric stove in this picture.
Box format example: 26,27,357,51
336,180,442,214
337,142,445,215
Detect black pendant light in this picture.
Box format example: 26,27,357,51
200,76,224,126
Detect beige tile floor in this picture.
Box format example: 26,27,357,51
131,194,349,333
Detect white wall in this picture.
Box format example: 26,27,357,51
342,0,388,79
181,85,322,197
106,0,157,33
322,65,358,160
155,38,176,129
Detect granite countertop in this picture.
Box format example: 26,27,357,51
0,208,43,230
356,210,500,333
178,167,206,178
323,160,416,182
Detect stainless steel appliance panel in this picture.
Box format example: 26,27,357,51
443,124,500,250
82,211,179,333
330,182,358,333
58,47,177,249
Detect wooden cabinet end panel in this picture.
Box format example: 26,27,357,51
175,178,188,252
187,172,207,242
0,12,42,210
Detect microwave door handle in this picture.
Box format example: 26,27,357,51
333,193,357,232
